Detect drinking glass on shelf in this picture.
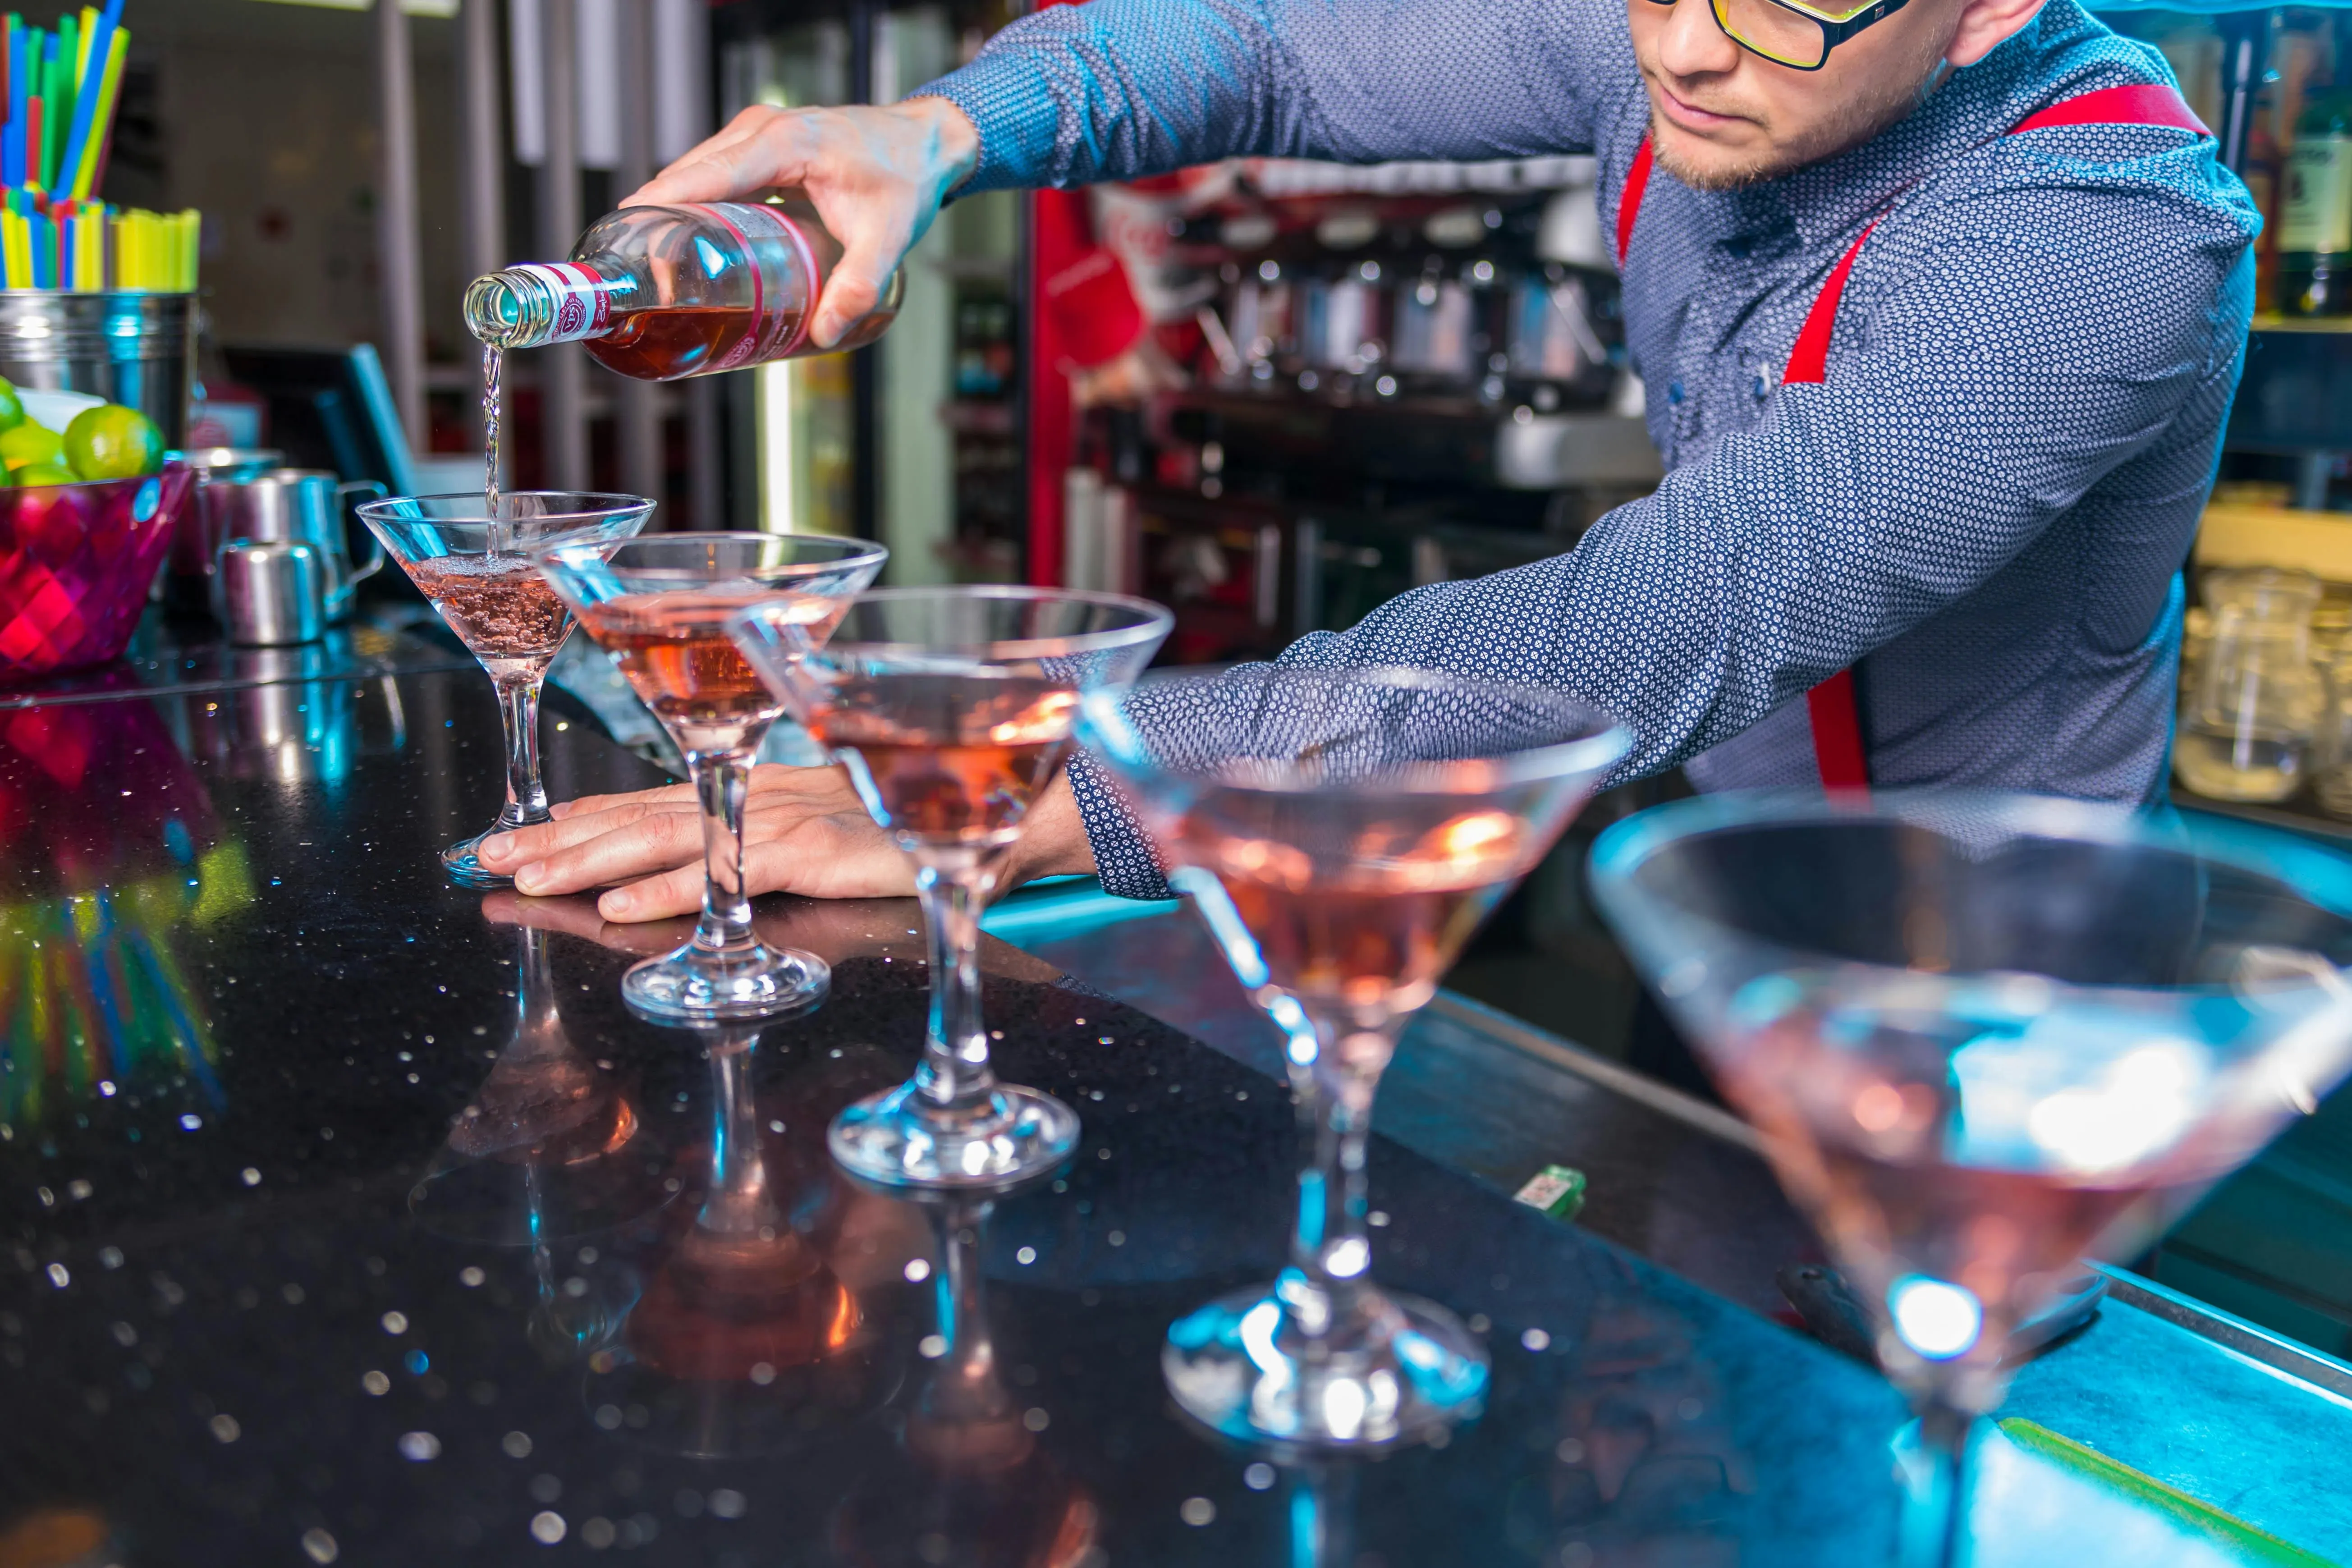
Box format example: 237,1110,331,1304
1587,793,2352,1568
358,493,652,885
2173,567,2323,804
535,532,888,1022
1077,666,1628,1447
729,587,1172,1188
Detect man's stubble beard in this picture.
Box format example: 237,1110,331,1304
1646,48,1952,191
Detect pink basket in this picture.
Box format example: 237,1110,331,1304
0,462,194,680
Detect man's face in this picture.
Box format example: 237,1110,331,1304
1627,0,1965,188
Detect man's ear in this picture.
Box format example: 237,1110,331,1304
1945,0,2046,69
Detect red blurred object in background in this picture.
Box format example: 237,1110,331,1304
0,463,194,679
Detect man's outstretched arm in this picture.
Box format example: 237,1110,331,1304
918,0,1623,192
631,0,1623,345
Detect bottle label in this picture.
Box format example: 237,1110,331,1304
688,202,819,368
2282,135,2352,255
515,262,614,344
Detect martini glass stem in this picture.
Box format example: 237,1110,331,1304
1897,1403,1974,1568
912,853,1004,1114
691,753,758,958
495,674,551,829
1285,1028,1383,1323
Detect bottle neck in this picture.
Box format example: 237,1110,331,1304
464,263,616,350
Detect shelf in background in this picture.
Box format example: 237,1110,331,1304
2251,315,2352,335
1164,386,1664,491
2227,322,2352,453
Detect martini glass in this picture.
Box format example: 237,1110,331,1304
535,532,887,1022
729,586,1172,1188
1586,793,2352,1567
1077,665,1628,1448
358,492,651,886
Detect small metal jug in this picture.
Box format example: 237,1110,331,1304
196,468,387,619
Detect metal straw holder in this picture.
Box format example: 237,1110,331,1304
0,291,196,448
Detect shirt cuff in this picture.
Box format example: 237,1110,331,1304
907,52,1066,193
1064,749,1174,901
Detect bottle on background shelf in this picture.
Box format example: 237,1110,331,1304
464,194,905,379
2280,88,2352,317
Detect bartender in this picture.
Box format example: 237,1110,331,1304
475,0,2256,915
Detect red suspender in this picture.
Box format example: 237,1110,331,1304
1609,80,2205,793
2009,82,2208,137
1615,138,1655,269
1780,221,1877,387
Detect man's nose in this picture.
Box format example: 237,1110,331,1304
1656,0,1743,78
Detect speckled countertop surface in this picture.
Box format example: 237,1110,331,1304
0,659,2321,1568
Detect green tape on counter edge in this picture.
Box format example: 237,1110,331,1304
1996,1417,2342,1568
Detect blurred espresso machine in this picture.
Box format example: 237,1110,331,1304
1050,156,1664,665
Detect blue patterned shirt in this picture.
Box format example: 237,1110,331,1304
917,0,2258,900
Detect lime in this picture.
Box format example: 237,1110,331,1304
0,422,64,472
0,379,23,433
12,463,81,488
64,405,161,482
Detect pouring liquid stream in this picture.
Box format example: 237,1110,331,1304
482,344,507,554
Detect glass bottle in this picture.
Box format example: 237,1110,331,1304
2279,90,2352,317
464,193,905,380
2174,567,2325,802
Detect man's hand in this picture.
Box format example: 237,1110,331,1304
475,763,1096,922
625,97,980,349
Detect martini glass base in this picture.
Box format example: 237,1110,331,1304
621,941,830,1023
443,829,517,889
828,1079,1079,1189
1163,1279,1489,1450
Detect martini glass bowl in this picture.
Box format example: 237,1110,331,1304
536,532,887,1022
729,586,1171,1187
1586,792,2352,1567
359,492,652,886
1077,665,1628,1448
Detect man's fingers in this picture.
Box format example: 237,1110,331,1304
550,782,696,821
587,819,916,921
632,116,819,207
509,807,706,896
809,247,894,349
479,799,685,869
596,865,710,923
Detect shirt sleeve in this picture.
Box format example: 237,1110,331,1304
911,0,1631,193
1072,184,2251,899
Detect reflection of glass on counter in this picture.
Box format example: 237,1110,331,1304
0,693,245,1131
832,1194,1100,1568
588,1023,889,1458
408,916,667,1247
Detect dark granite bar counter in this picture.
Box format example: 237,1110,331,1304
0,650,2342,1567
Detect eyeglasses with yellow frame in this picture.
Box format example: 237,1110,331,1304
1644,0,1913,70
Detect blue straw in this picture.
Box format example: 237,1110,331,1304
4,17,23,194
55,0,117,206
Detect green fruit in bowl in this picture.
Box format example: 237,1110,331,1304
0,378,23,434
65,405,162,482
12,462,81,488
0,421,64,473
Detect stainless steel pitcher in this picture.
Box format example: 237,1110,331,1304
195,468,387,620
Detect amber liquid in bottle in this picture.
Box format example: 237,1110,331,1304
587,302,900,381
